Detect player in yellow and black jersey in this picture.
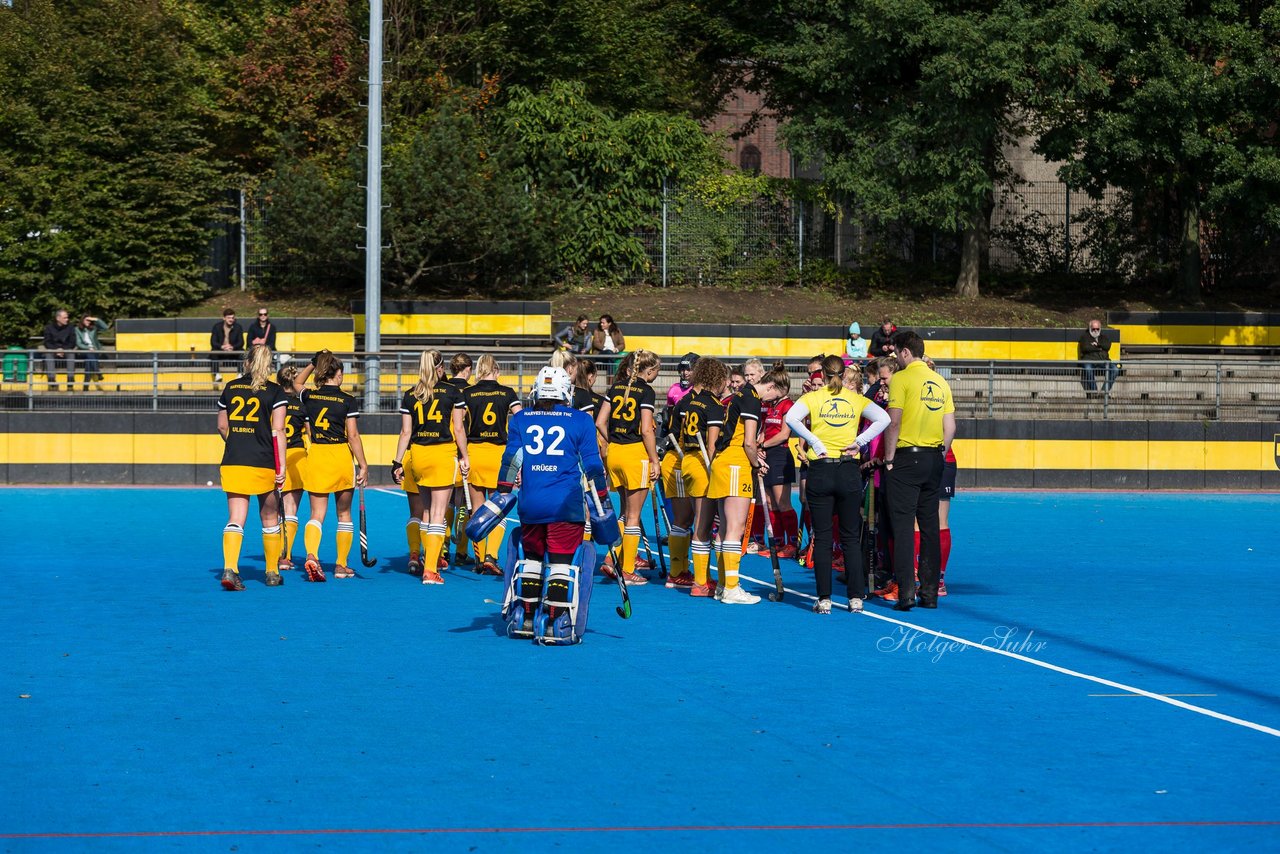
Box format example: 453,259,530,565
671,358,729,596
274,360,315,572
462,354,522,573
297,351,369,582
444,353,474,563
705,366,764,605
215,345,289,591
392,350,469,585
595,350,662,585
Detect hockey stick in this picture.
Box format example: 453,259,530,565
758,471,784,602
649,482,668,579
357,478,376,567
588,486,631,619
271,437,288,572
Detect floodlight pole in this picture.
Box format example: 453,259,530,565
363,0,384,412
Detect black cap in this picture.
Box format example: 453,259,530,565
677,352,698,370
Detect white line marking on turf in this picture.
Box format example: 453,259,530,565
735,572,1280,740
1089,693,1218,698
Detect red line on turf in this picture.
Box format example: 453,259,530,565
5,820,1279,839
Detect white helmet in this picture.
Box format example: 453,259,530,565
533,366,573,403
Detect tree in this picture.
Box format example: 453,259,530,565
1032,0,1280,300
713,0,1043,296
0,0,225,344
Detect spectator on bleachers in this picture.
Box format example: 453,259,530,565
248,307,277,351
41,308,75,391
1078,318,1118,395
74,314,109,390
554,315,592,354
210,307,245,383
845,322,869,362
591,314,626,372
870,317,897,359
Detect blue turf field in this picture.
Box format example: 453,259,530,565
3,487,1279,852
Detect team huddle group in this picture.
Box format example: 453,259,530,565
214,328,957,620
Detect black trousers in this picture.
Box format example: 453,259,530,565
806,459,865,600
885,450,944,602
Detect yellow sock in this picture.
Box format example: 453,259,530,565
691,539,711,585
668,528,691,577
720,545,742,589
622,526,641,574
484,524,505,563
284,515,298,561
304,519,323,557
222,524,244,572
422,523,447,574
336,521,354,568
406,518,421,560
263,524,283,574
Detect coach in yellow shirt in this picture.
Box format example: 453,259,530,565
882,330,955,611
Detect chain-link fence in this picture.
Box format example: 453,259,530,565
5,350,1277,421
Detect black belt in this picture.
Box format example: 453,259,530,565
899,445,943,454
812,455,860,464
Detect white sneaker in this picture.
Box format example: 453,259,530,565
720,585,760,605
813,598,832,614
847,598,864,613
745,540,759,555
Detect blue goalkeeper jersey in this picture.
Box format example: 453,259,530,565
499,404,606,525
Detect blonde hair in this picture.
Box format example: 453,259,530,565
549,349,576,372
412,350,441,402
244,345,274,390
312,350,343,387
475,354,499,381
620,349,659,408
842,365,863,393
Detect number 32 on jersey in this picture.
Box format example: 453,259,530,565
524,424,566,456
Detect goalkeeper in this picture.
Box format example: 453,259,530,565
468,366,618,643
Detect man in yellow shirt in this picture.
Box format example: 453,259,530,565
881,331,955,611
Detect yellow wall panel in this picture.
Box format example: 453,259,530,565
1216,325,1269,346
116,332,178,351
1204,441,1262,471
1008,342,1067,361
952,340,1011,360
626,335,674,356
922,341,957,360
969,437,1034,470
135,433,200,466
70,433,132,464
1159,325,1207,346
1110,323,1161,345
669,336,730,357
6,432,71,464
1091,439,1149,470
783,338,843,358
523,315,551,337
1032,439,1093,469
466,314,526,336
1148,441,1205,471
731,337,781,357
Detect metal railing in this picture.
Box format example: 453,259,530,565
3,350,1276,421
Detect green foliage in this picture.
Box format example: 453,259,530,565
500,81,723,277
1031,0,1280,295
0,0,227,345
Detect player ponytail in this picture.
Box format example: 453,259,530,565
450,352,473,377
244,344,274,390
276,363,301,395
311,350,343,387
762,360,790,396
574,358,596,389
475,353,499,381
549,349,576,373
821,354,845,395
622,350,660,406
412,350,440,402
